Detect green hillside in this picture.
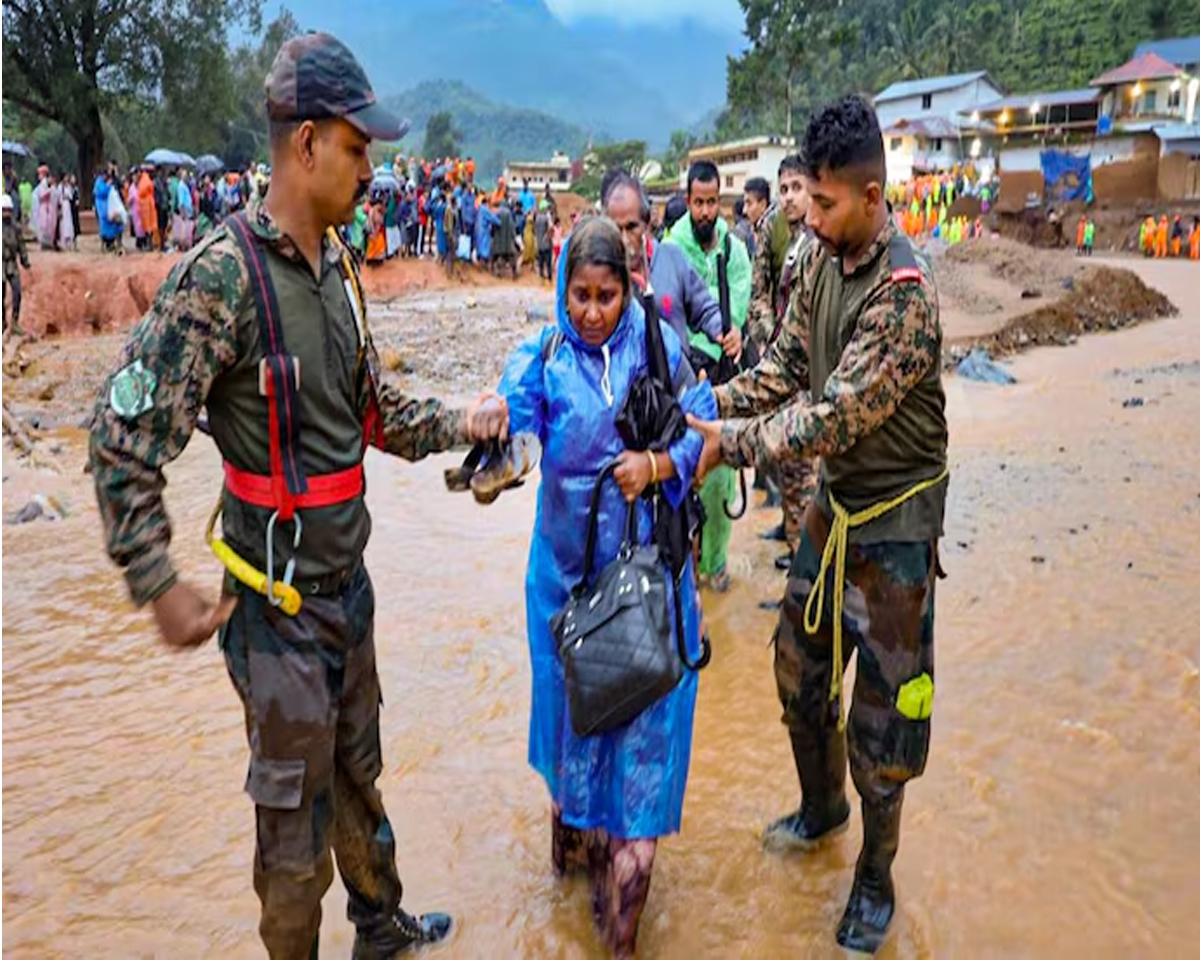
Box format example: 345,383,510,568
381,80,589,184
720,0,1200,140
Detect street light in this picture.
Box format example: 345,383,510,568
1170,78,1182,93
1030,101,1041,115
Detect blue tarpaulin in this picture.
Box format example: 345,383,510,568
956,348,1016,385
1041,150,1091,203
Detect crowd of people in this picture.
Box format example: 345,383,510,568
347,159,568,283
1139,212,1200,259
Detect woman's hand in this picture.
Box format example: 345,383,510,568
614,449,654,502
466,392,509,442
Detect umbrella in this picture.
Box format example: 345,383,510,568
371,167,400,193
2,140,33,158
174,152,197,168
196,154,224,176
144,148,184,166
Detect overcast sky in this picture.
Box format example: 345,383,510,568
544,0,744,31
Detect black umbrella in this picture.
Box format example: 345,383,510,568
196,154,224,176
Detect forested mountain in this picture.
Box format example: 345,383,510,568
381,81,588,183
719,0,1200,140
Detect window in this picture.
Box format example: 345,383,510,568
921,93,933,110
726,175,735,188
1143,89,1157,112
1168,88,1182,110
933,138,944,152
890,137,903,151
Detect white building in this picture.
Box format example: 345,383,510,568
874,71,1005,181
680,135,797,200
503,151,574,193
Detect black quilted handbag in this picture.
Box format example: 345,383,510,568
550,462,684,737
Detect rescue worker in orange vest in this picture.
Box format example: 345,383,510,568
1190,216,1200,260
1075,215,1086,255
1155,215,1169,258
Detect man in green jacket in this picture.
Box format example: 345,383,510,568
665,159,750,591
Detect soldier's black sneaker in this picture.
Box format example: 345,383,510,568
774,551,794,571
352,909,453,958
761,796,851,853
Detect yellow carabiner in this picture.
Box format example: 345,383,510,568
206,497,303,616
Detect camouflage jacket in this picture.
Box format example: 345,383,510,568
714,218,947,542
90,195,469,606
745,203,794,348
3,218,29,275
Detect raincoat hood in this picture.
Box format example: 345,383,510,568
554,234,638,357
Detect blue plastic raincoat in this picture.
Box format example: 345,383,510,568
497,242,717,839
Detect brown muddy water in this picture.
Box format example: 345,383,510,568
3,259,1199,958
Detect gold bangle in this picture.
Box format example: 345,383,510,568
647,450,659,483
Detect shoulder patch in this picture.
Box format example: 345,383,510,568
888,233,925,285
891,266,924,285
109,359,157,419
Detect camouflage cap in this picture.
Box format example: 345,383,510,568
265,32,410,142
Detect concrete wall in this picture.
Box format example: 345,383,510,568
996,170,1045,212
1093,157,1159,203
1158,153,1200,200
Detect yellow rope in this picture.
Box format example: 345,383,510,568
205,496,302,616
802,467,949,730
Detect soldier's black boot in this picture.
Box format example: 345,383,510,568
351,908,453,958
836,790,904,954
762,728,850,852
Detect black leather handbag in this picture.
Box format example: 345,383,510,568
550,463,685,738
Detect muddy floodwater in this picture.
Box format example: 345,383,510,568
3,258,1199,958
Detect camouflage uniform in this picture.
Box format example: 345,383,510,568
3,214,30,332
713,218,947,948
746,204,817,550
90,194,468,958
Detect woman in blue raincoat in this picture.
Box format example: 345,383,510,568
496,217,716,957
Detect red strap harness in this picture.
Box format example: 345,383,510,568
223,213,381,521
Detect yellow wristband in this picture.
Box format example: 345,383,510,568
647,450,659,483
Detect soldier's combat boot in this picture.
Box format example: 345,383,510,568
763,728,850,852
351,908,453,958
836,790,904,954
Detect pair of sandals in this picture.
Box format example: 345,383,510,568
444,433,541,505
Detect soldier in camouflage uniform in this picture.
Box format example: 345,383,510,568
689,96,948,955
749,156,819,576
89,34,508,960
3,193,31,335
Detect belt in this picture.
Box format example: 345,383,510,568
223,461,364,510
802,467,949,730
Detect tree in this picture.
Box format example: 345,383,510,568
423,111,462,160
731,0,857,138
661,129,699,176
573,139,647,200
2,0,262,201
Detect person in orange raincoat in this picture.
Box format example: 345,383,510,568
1190,217,1200,260
137,165,158,251
1075,215,1086,255
1155,215,1169,258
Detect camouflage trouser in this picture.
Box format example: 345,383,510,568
220,565,403,959
3,268,20,329
775,505,937,805
779,455,818,551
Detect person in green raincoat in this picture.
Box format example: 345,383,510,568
665,160,751,592
348,200,368,259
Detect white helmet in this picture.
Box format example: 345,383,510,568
1,194,13,212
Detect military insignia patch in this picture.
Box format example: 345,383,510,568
109,360,157,419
